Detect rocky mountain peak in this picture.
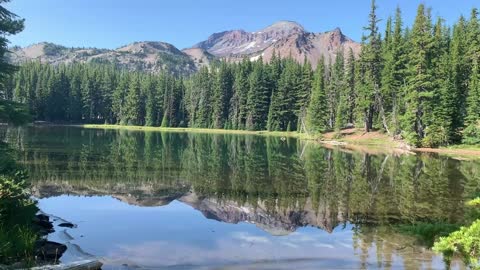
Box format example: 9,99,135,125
192,21,360,67
263,20,305,33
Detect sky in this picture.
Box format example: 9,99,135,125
5,0,480,50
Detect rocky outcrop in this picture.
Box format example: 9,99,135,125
192,21,361,67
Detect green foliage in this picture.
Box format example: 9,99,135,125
467,198,480,207
463,121,480,145
0,100,30,125
0,142,38,265
432,197,480,269
433,220,480,269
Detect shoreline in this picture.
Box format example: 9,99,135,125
40,123,480,159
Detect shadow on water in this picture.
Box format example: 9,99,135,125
3,126,479,269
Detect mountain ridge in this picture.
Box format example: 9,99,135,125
9,21,360,73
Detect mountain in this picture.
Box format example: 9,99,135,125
9,21,361,73
192,21,361,67
8,41,198,76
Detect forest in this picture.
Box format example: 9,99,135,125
4,2,480,148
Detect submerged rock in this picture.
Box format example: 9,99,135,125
58,222,75,228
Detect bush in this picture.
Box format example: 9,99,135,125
0,143,39,265
433,198,480,269
422,126,449,148
433,220,480,269
463,122,480,145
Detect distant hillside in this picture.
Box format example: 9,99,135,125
8,41,198,76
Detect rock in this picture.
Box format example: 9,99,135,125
58,222,75,228
33,214,54,235
36,214,50,222
35,240,67,261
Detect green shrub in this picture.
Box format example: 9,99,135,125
433,198,480,269
433,220,480,269
463,122,480,145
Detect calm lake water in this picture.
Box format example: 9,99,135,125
3,126,479,269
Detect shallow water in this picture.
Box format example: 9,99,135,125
3,126,478,269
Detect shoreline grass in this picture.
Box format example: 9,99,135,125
77,124,317,139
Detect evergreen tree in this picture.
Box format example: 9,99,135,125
463,58,480,145
246,58,271,131
144,75,158,126
298,57,313,132
230,59,251,130
306,58,328,133
213,62,233,129
357,0,383,132
402,4,435,146
345,49,357,125
267,59,298,131
124,75,143,125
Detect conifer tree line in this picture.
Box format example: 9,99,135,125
5,1,480,147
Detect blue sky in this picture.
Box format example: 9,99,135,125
5,0,479,49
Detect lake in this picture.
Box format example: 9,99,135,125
3,126,478,269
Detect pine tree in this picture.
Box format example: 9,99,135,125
81,71,94,122
298,57,313,132
306,58,328,133
267,59,298,131
213,62,233,129
246,58,271,131
68,70,83,122
144,75,158,126
356,0,383,132
403,4,435,146
463,58,480,144
345,49,356,125
192,67,213,128
230,59,251,130
449,17,469,141
431,18,455,144
124,75,142,125
329,50,346,131
112,73,129,124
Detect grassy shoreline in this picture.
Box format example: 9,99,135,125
70,124,480,158
77,124,316,139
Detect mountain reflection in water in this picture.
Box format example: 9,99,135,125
3,126,477,269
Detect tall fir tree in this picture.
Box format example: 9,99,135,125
403,4,435,146
356,0,383,132
246,58,271,131
306,58,328,134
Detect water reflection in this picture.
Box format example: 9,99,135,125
3,126,479,269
